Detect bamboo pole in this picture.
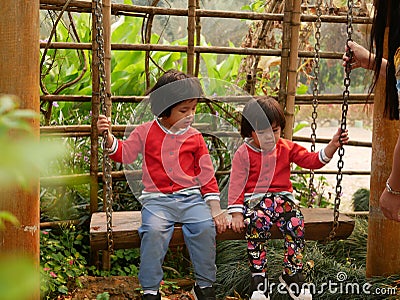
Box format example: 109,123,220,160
39,93,374,105
144,1,158,88
90,0,100,216
366,30,400,276
40,219,81,229
278,0,292,108
39,168,371,187
39,0,373,25
0,0,40,299
90,0,101,269
38,40,349,60
187,0,196,75
103,0,112,156
194,0,201,77
101,0,112,271
284,0,301,140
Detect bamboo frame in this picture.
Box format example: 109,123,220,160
40,93,374,105
37,0,375,226
39,41,348,60
40,125,372,147
40,0,372,25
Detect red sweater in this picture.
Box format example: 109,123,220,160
227,138,329,213
109,120,220,202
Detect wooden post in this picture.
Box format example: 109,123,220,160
0,0,40,298
284,0,301,140
366,30,400,276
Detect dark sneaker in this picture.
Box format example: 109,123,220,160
142,292,161,300
250,275,270,300
279,273,312,300
191,284,216,300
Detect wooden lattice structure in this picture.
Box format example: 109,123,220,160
38,0,373,211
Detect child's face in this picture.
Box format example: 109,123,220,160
162,99,197,131
252,124,281,151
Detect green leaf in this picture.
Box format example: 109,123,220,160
0,256,39,300
296,83,309,95
97,292,110,300
57,285,68,294
0,211,19,230
0,97,17,114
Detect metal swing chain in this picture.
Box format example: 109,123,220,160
308,0,323,208
326,0,353,242
94,0,114,253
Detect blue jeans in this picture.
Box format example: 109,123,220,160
138,192,216,290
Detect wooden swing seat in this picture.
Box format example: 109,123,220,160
90,208,355,251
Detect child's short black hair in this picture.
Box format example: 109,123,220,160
147,69,204,117
240,97,286,138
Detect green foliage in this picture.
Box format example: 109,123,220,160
352,188,370,212
291,166,333,208
0,255,40,300
40,225,90,299
89,249,140,277
0,96,64,188
241,0,266,13
96,292,110,300
200,41,243,82
0,95,65,300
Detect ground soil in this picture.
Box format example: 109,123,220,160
67,276,198,300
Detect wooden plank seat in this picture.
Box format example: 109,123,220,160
90,208,355,251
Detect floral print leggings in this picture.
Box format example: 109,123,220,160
244,193,305,275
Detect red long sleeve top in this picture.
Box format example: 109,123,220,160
227,138,330,213
108,120,220,202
